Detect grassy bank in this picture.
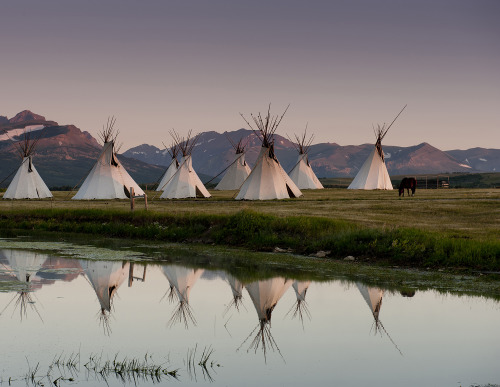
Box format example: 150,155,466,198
0,205,498,271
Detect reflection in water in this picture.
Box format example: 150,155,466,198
241,277,292,362
356,282,402,355
287,280,311,327
224,273,245,314
161,265,204,328
0,249,48,321
79,260,130,334
2,247,500,386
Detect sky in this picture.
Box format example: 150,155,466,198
0,0,499,151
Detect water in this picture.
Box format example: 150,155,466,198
0,244,499,386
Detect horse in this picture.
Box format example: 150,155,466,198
399,177,417,197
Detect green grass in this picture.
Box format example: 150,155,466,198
0,197,498,270
1,188,498,271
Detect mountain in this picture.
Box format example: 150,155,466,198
2,110,497,188
0,111,164,188
124,130,488,178
445,148,500,172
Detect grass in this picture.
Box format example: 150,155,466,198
1,352,179,386
0,188,498,270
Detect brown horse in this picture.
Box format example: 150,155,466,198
399,177,416,197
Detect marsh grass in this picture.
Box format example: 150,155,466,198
1,352,179,386
186,345,218,382
0,188,498,270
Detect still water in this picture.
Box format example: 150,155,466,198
0,244,499,386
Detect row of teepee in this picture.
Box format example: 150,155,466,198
2,105,406,199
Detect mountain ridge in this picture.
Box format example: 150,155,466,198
1,110,498,188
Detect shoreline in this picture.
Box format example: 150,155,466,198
1,206,498,272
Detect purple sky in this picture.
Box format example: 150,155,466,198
1,0,499,150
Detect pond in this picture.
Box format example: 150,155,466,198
0,240,499,386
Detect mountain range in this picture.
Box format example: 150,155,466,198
124,129,500,178
0,111,163,188
1,110,498,188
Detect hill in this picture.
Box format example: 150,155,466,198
446,148,500,172
123,130,486,178
0,111,164,188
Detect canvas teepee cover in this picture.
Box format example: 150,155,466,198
347,145,393,190
73,117,144,200
156,143,179,191
235,106,302,200
160,131,211,199
288,129,323,190
348,106,406,190
215,136,251,190
3,130,52,199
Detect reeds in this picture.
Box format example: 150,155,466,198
1,352,180,386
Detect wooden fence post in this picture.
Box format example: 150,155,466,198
144,193,148,211
130,187,135,211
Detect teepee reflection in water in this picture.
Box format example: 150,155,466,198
287,281,311,327
224,273,245,315
161,265,204,328
356,282,402,355
79,260,130,335
0,249,48,321
241,277,292,362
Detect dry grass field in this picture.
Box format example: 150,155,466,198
1,188,498,241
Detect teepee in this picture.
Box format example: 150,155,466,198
156,142,179,191
236,105,302,200
214,136,251,190
288,128,323,190
162,264,204,328
160,130,211,199
348,106,406,190
3,130,52,199
242,277,292,360
73,117,144,200
80,259,129,334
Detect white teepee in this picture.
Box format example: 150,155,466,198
160,130,211,199
3,130,52,199
215,136,251,190
243,277,292,360
348,106,406,190
288,129,323,190
156,143,179,191
73,117,144,200
162,264,204,328
236,106,302,200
